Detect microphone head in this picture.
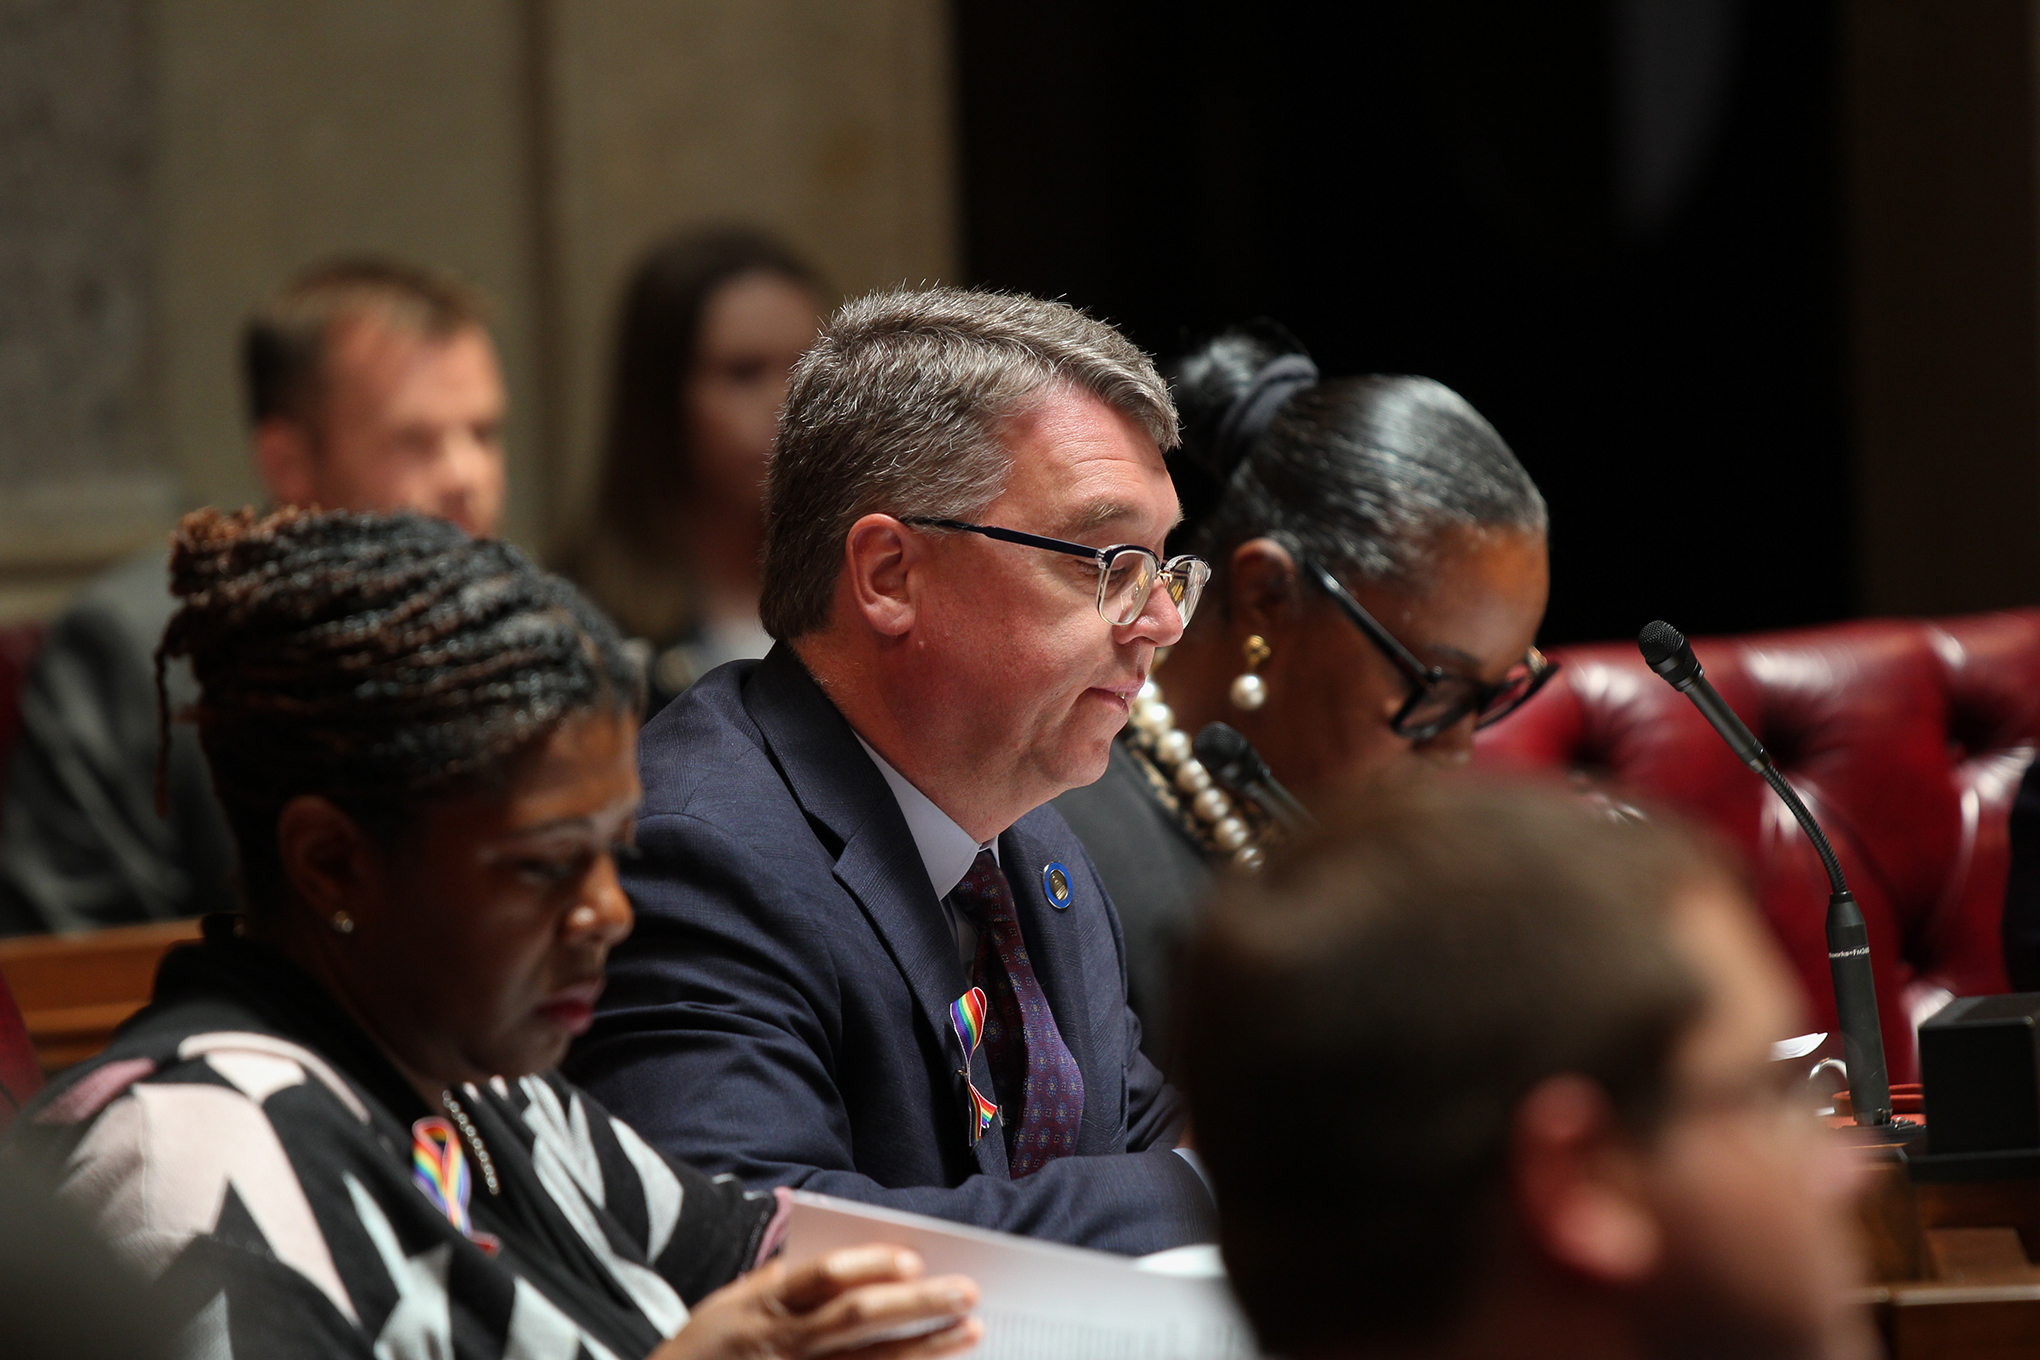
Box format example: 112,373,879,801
1637,620,1702,688
1193,722,1267,788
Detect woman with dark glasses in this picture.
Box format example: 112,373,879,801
1054,322,1552,1068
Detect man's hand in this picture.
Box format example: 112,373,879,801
655,1244,981,1360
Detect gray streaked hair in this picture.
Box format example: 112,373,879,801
760,286,1178,640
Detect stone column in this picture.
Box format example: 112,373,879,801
0,0,169,619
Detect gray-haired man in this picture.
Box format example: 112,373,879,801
569,287,1216,1252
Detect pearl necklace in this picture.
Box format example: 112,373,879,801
1125,679,1269,871
441,1088,500,1196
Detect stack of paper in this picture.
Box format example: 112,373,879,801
780,1192,1260,1360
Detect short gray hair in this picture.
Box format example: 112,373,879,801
760,286,1178,640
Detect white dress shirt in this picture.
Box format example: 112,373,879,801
854,734,995,968
853,736,1209,1190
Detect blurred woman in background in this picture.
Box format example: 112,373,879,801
563,226,825,712
1055,323,1554,1064
14,508,979,1360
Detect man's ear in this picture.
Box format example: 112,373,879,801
1511,1074,1664,1285
842,513,921,637
275,795,386,931
1228,538,1303,641
253,418,318,508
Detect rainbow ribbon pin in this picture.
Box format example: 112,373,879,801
949,987,999,1145
411,1116,496,1253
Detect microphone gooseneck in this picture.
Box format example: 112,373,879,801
1636,621,1895,1129
1755,765,1849,901
1193,723,1316,835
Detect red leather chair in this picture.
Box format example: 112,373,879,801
0,623,44,1125
0,621,44,1119
0,974,38,1127
1475,610,2040,1085
0,622,41,806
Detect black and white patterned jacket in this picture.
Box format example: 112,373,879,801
10,918,783,1360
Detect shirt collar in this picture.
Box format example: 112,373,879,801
853,734,999,899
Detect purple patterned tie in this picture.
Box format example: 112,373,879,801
951,850,1084,1176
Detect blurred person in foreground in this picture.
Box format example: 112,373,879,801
1055,322,1551,1064
9,507,979,1360
0,257,510,934
1179,781,1873,1360
561,226,825,713
570,287,1215,1253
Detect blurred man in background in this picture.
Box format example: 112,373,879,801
1180,783,1873,1360
0,257,507,933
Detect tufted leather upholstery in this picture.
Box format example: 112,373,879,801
0,971,37,1127
1475,611,2040,1085
0,623,50,1115
0,622,41,807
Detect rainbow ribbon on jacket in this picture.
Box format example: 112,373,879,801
411,1116,494,1251
949,987,999,1145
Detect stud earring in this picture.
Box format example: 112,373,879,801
1230,635,1271,711
330,911,355,935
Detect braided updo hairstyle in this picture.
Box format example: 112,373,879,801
157,507,645,908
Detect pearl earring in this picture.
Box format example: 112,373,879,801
330,911,355,935
1229,635,1271,711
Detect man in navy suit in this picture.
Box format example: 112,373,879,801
570,286,1215,1253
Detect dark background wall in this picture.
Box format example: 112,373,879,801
955,0,1846,647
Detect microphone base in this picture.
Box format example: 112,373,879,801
1833,1115,1929,1157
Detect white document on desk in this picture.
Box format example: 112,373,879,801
779,1191,1260,1360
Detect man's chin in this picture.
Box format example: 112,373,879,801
1044,727,1119,796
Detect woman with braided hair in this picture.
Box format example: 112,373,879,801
11,508,980,1360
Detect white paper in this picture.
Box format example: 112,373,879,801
779,1191,1260,1360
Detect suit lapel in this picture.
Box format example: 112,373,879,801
746,646,1010,1176
829,820,1011,1177
999,815,1099,1141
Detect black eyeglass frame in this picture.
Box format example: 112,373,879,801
899,517,1210,627
1304,557,1557,741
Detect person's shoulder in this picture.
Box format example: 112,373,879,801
50,548,177,650
17,1008,381,1247
635,658,821,844
637,658,768,800
18,1017,384,1315
26,999,378,1150
23,549,177,701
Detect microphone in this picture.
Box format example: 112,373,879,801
1637,621,1897,1128
1193,723,1316,835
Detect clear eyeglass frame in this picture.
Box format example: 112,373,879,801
899,517,1211,627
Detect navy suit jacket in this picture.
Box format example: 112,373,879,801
567,646,1214,1254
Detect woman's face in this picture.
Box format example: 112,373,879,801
1236,526,1550,798
683,270,824,510
339,710,641,1089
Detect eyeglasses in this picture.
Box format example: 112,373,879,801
1305,558,1556,742
900,518,1211,628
